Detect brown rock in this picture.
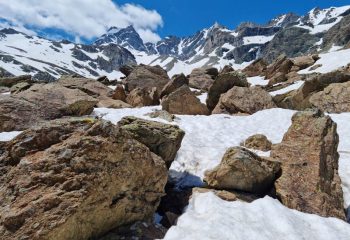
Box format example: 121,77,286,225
242,58,268,77
206,71,248,111
126,87,159,107
96,76,110,85
192,188,238,202
0,118,168,239
160,74,189,99
96,98,131,108
145,110,175,122
10,82,32,94
212,86,276,115
111,84,127,102
220,65,235,74
188,67,218,91
204,147,281,193
0,75,32,88
119,64,136,77
271,110,346,219
265,55,294,80
241,134,272,151
161,85,210,115
292,55,319,70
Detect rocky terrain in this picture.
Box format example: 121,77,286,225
1,4,350,240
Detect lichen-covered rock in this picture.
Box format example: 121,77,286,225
241,134,272,151
204,147,280,193
0,118,168,240
212,86,276,114
160,74,189,99
118,116,185,168
271,110,346,220
161,85,210,115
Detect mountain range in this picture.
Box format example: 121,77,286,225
0,5,349,81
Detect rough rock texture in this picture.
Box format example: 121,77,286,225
291,55,319,70
213,86,276,114
161,85,210,115
220,65,235,74
126,88,159,107
188,67,218,91
309,81,350,113
241,134,272,151
0,84,98,131
0,118,168,240
111,84,127,102
0,75,32,88
206,71,248,111
119,64,136,77
10,82,32,94
145,110,175,122
118,116,185,168
160,74,189,99
124,65,170,94
96,99,131,109
271,110,346,220
204,147,280,193
242,59,268,77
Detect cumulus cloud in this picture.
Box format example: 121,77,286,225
0,0,163,43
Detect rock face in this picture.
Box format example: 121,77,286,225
124,65,170,94
161,85,210,115
126,88,159,107
160,74,189,99
188,67,218,91
118,117,185,168
204,147,280,193
0,75,32,88
242,59,268,77
111,84,127,102
0,84,97,131
0,118,168,240
213,86,276,114
309,81,350,113
206,71,248,111
271,110,345,219
241,134,272,151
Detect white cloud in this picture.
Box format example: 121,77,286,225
0,0,163,43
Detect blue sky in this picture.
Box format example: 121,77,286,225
0,0,349,43
116,0,350,38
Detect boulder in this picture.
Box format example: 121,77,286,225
204,147,281,193
242,59,268,77
160,74,189,99
119,64,136,77
241,134,272,151
188,67,218,91
161,85,210,115
118,116,185,168
206,71,248,111
96,99,131,109
220,65,235,74
111,84,127,102
0,84,98,131
271,110,345,219
212,86,276,115
0,118,168,239
291,55,319,70
10,82,32,94
0,75,32,88
96,76,110,85
126,87,159,107
309,81,350,113
145,110,175,122
124,65,170,94
265,55,294,83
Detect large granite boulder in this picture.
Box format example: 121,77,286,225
126,87,159,107
0,84,98,131
160,74,189,99
242,59,268,77
0,118,168,239
111,84,127,102
206,71,248,111
204,147,280,194
188,67,218,91
212,86,276,115
271,110,346,220
0,75,32,88
161,85,210,115
118,116,185,168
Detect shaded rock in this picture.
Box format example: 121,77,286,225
10,82,32,94
145,110,175,122
161,85,210,115
111,84,127,102
124,65,170,94
0,75,32,88
265,55,294,80
96,99,131,109
309,81,350,113
206,71,248,111
119,64,136,77
0,118,168,239
118,116,185,168
188,67,218,91
271,110,346,220
96,76,110,85
213,86,276,114
126,87,159,107
160,74,189,99
291,55,319,70
220,65,235,74
242,59,268,77
0,84,98,131
241,134,272,151
204,147,281,194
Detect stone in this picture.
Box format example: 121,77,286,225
111,84,127,102
0,84,98,131
192,188,238,202
0,118,168,239
118,116,185,168
241,134,272,151
271,110,346,220
188,67,218,91
96,99,131,109
220,65,235,74
124,65,170,94
161,85,210,115
126,88,159,107
242,59,268,77
145,110,175,122
206,71,248,111
309,81,350,113
10,82,32,94
291,55,319,70
212,86,276,115
265,55,294,80
0,86,10,93
160,74,189,99
0,75,32,88
119,64,136,77
96,76,110,85
204,147,281,194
